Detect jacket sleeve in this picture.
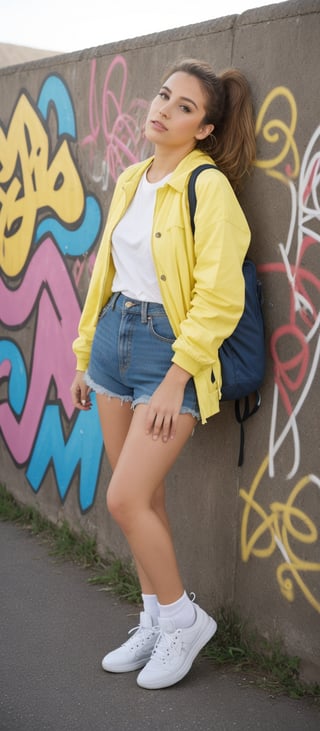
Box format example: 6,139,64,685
71,181,122,371
71,232,115,371
171,172,250,377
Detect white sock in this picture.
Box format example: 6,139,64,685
158,591,196,629
141,593,159,625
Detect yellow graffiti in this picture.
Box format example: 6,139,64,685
0,93,85,277
255,86,300,184
240,461,320,613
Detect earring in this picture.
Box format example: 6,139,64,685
208,132,217,146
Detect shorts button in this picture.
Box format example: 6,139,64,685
160,274,166,281
155,232,161,238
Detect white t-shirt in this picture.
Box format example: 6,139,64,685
111,170,171,302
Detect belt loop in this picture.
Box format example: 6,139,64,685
141,301,148,323
111,292,121,309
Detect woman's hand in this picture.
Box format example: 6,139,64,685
70,370,92,410
145,364,192,442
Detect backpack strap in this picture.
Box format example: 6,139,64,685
188,165,218,236
235,392,261,467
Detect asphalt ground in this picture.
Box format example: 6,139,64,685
0,520,319,731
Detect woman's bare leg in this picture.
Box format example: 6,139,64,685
105,403,196,605
96,395,133,469
96,395,176,595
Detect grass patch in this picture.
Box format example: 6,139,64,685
1,484,319,701
0,484,100,568
203,607,320,701
0,483,140,600
88,559,141,604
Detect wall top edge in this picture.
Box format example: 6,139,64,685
236,0,319,25
0,0,317,77
0,15,237,75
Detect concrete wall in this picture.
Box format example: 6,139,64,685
0,0,319,680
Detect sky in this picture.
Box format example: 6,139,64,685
0,0,284,54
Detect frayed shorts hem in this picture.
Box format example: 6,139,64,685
134,395,200,420
85,372,200,420
84,373,133,406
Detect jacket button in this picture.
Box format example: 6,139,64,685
160,274,166,281
155,232,161,238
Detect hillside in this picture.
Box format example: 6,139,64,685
0,42,61,68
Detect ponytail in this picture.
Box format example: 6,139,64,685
211,69,256,190
162,59,256,191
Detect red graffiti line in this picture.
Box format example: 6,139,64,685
0,238,80,464
259,236,320,416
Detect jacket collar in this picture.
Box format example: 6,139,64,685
122,150,216,192
167,149,216,192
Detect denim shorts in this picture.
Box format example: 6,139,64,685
85,292,200,419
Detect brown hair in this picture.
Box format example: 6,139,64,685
162,59,256,191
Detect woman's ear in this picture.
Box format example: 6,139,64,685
195,123,214,141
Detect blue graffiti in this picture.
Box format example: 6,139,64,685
26,394,104,512
35,194,102,256
0,340,27,416
37,75,76,138
35,75,102,256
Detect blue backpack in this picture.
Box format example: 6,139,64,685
188,164,266,466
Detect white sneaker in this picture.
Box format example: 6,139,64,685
102,611,160,673
136,604,217,689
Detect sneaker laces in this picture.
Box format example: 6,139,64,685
151,592,196,663
124,622,158,650
151,628,182,664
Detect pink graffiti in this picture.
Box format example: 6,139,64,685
0,360,11,379
81,56,151,183
0,238,80,464
72,253,96,288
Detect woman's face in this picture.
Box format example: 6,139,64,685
145,71,214,152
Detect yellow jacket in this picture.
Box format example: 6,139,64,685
73,149,251,422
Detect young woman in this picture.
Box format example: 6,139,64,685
71,58,256,690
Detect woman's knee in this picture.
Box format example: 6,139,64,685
106,483,136,529
106,486,123,523
151,483,165,513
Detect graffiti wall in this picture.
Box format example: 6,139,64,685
0,57,154,513
241,87,320,616
0,0,319,674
